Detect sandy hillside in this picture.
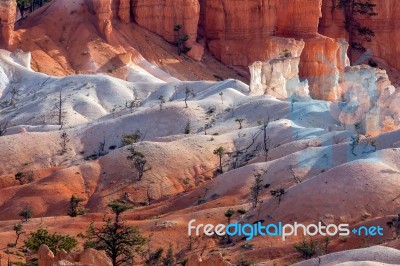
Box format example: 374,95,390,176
8,0,246,83
0,45,400,265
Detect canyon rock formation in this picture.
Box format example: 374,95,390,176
84,0,351,100
38,245,112,266
0,0,16,47
320,0,400,74
187,253,233,266
86,0,113,40
248,38,310,99
0,0,398,101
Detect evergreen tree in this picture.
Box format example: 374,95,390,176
337,0,378,62
25,228,77,253
84,201,146,266
68,195,86,217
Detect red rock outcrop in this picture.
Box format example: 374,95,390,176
299,35,349,101
118,0,131,23
86,0,113,40
0,0,16,47
276,0,322,38
132,0,202,60
38,245,112,266
0,0,398,100
319,0,400,73
248,38,307,97
187,253,233,266
202,0,348,100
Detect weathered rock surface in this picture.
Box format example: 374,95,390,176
38,245,55,266
248,38,309,99
0,0,16,47
37,245,112,266
202,0,348,100
338,65,399,133
132,0,201,59
0,0,398,101
86,0,113,40
293,246,400,266
187,253,233,266
300,35,349,101
118,0,131,23
320,0,400,73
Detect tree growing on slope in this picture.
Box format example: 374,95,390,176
125,97,141,113
158,95,165,110
337,0,378,62
260,117,271,162
13,223,25,246
60,131,69,155
68,195,87,217
84,201,146,266
121,130,143,147
387,214,400,239
224,209,235,243
235,118,244,129
250,171,266,208
53,90,67,130
174,24,191,55
19,206,33,222
15,170,34,185
25,228,78,253
293,238,318,259
213,146,226,173
128,148,151,180
184,120,191,134
184,87,195,108
17,0,30,18
219,92,224,104
270,187,286,206
0,120,9,136
162,244,175,266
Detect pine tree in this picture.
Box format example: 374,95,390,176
213,147,226,173
337,0,378,62
84,201,146,266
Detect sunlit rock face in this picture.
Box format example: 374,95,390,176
0,0,16,47
38,245,112,266
0,0,398,103
132,0,202,60
338,65,399,134
202,0,348,100
320,0,400,74
86,0,113,40
248,38,310,100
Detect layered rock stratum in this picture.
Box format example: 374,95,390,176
0,0,398,102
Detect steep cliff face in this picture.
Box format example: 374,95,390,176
0,0,398,101
38,245,112,266
319,0,400,73
248,38,307,98
202,0,348,100
299,35,349,101
0,0,16,47
203,0,276,65
118,0,131,23
275,0,322,38
86,0,113,40
86,0,353,100
132,0,203,60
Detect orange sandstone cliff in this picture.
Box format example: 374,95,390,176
0,0,398,100
319,0,400,79
0,0,16,47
